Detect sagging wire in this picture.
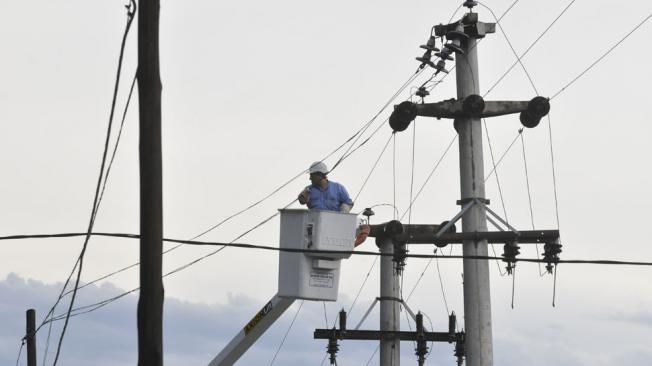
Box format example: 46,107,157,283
484,0,577,97
353,133,394,202
550,13,652,100
49,3,137,365
58,65,425,319
482,119,510,278
483,128,522,183
520,131,546,277
269,300,304,366
477,1,538,95
393,132,397,220
15,339,25,366
399,133,458,221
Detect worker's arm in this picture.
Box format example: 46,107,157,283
298,187,310,205
337,183,354,213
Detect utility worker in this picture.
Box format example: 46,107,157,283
298,161,354,213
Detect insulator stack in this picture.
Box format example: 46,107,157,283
543,240,562,274
502,240,521,275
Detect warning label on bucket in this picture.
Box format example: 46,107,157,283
309,271,334,288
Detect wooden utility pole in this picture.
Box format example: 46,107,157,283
26,309,36,366
137,0,164,365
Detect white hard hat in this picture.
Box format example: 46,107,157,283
309,161,329,174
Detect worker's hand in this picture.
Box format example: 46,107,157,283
339,203,353,213
298,187,310,205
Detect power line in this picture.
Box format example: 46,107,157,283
269,300,304,366
519,131,546,276
546,114,562,230
484,0,577,97
399,133,458,221
478,1,538,95
550,13,652,100
6,232,652,267
49,4,136,365
353,133,394,202
483,128,522,183
40,67,422,317
15,339,25,366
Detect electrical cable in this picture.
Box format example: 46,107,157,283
520,132,546,276
550,13,652,100
353,133,394,202
15,339,25,366
41,316,53,366
43,65,420,314
50,4,136,365
10,232,652,266
95,73,138,214
44,198,294,325
483,128,522,183
322,302,329,329
392,133,397,220
483,119,510,277
408,121,417,224
269,300,304,366
434,253,451,315
484,0,577,97
405,259,433,301
546,114,562,230
364,345,379,366
53,74,139,303
477,1,538,95
399,133,457,221
347,258,379,319
330,68,425,173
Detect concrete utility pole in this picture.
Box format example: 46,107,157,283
137,0,164,365
454,26,494,366
25,309,36,366
379,237,400,366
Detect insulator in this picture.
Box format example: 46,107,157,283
433,60,449,75
389,101,417,132
339,309,347,332
327,336,339,365
415,57,436,69
448,312,456,338
444,40,464,55
520,96,551,128
420,35,440,52
416,49,432,62
384,220,404,236
416,87,429,98
454,332,465,366
543,241,562,274
415,312,428,366
502,241,521,275
464,0,478,9
362,207,375,218
393,241,408,274
462,94,485,117
446,30,469,41
435,51,454,61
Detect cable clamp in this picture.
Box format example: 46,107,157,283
376,296,403,303
456,197,489,205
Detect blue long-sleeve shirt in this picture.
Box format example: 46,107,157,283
307,181,353,211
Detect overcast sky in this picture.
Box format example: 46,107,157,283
2,0,652,365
